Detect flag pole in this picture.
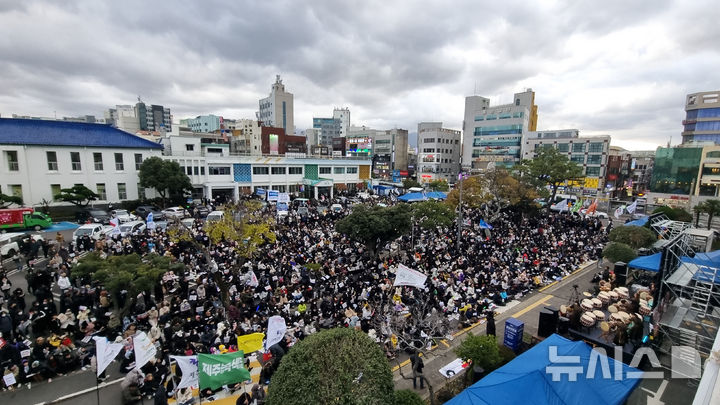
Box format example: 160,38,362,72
95,375,101,405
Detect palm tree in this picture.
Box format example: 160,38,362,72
694,202,707,227
703,199,720,230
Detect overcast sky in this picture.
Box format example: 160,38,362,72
1,0,719,150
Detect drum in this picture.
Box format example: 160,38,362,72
560,305,568,317
610,312,624,322
608,304,618,313
600,321,610,332
598,292,610,304
639,305,651,316
592,298,603,309
593,310,606,322
608,291,619,302
581,312,596,327
581,299,594,311
615,287,629,299
583,291,593,298
617,311,630,323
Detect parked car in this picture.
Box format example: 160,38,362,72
77,208,111,224
162,206,190,219
73,223,106,243
297,206,309,216
110,209,137,223
331,204,343,213
134,206,165,221
0,233,44,258
152,221,169,232
194,205,211,218
119,220,146,236
206,211,224,222
180,218,196,228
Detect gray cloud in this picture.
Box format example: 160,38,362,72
0,0,718,150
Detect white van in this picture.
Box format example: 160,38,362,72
73,224,106,243
206,211,224,222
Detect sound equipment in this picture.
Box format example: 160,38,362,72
538,309,558,338
557,316,570,334
614,261,627,286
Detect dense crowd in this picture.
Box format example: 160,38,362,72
0,193,607,404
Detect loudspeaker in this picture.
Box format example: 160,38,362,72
538,309,557,338
614,261,627,286
557,316,570,334
544,306,559,322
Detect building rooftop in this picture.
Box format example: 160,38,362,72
0,118,163,149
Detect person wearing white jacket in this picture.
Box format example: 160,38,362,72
57,273,72,292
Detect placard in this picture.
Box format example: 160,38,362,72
3,373,16,386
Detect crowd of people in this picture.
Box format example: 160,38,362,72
0,192,608,404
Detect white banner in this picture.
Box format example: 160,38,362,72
614,205,625,219
277,193,290,203
265,315,287,350
93,336,124,377
247,270,259,288
133,331,157,370
170,355,199,389
626,200,638,214
438,358,470,378
394,264,427,288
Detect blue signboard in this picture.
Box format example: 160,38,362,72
267,190,279,201
256,188,266,197
503,317,524,352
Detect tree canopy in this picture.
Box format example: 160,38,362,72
609,225,656,249
454,333,502,372
411,200,456,230
428,179,450,192
602,242,637,263
0,192,23,208
652,205,693,222
54,185,99,207
514,147,583,209
701,199,720,230
138,156,192,207
402,178,421,189
267,328,394,405
335,204,412,256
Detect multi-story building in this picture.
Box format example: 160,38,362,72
345,127,376,158
463,89,538,169
257,75,294,134
407,147,417,179
184,114,222,133
0,118,162,206
313,117,341,146
231,119,262,155
417,122,461,184
373,128,408,177
523,129,609,196
628,151,655,195
333,108,350,138
135,100,172,133
605,146,633,199
682,91,720,144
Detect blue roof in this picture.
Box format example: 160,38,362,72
628,252,662,272
625,216,649,226
0,118,163,149
446,334,640,405
398,191,447,202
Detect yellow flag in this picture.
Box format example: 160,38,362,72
236,332,265,354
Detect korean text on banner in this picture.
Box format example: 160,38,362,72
133,331,157,370
394,264,427,288
170,355,199,389
198,351,250,390
236,333,265,354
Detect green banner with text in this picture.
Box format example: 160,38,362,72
198,351,250,390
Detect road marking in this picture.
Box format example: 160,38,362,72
509,294,553,319
440,339,450,348
33,377,123,405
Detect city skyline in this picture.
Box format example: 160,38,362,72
1,0,719,151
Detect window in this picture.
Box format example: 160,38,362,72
334,167,345,174
346,167,358,174
185,144,194,151
193,166,199,175
135,154,143,170
588,143,604,153
51,184,61,201
572,143,585,153
9,184,22,199
587,154,602,165
71,152,82,170
423,138,435,143
557,143,569,153
47,151,58,171
96,183,107,200
207,147,223,154
289,184,301,193
319,167,331,174
253,167,269,175
5,151,18,171
137,184,145,200
288,166,303,175
271,167,286,175
186,166,192,175
423,148,435,153
585,167,601,177
115,153,124,171
117,183,127,200
571,155,585,163
93,153,103,171
209,166,231,175
200,167,205,175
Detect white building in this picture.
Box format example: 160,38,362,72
257,75,294,134
0,118,163,206
333,108,351,138
417,122,461,183
522,129,610,195
462,89,538,170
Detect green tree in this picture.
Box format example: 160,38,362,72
602,242,637,263
694,202,707,227
609,225,657,249
394,390,425,405
412,200,456,230
0,193,23,208
267,328,394,405
454,333,502,373
514,147,583,210
702,199,720,230
428,179,449,192
652,206,693,222
335,204,411,256
54,185,99,207
403,178,422,189
138,157,192,207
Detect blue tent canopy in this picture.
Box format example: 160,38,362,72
625,216,649,226
397,191,447,202
628,252,662,272
446,334,640,405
